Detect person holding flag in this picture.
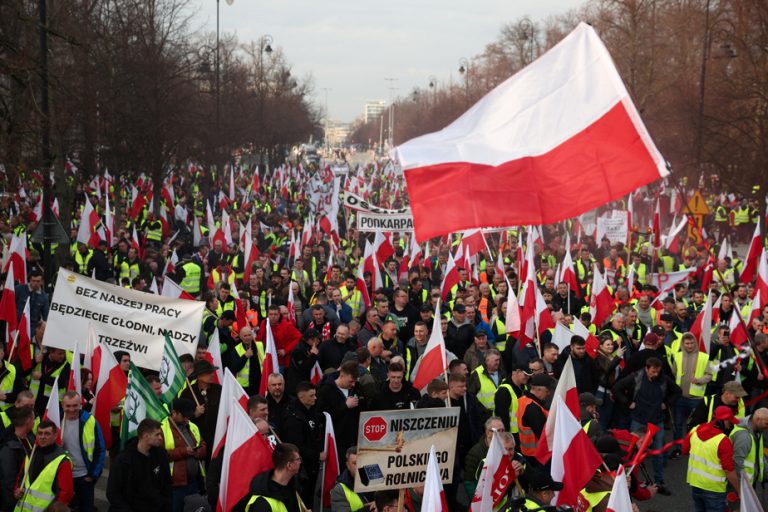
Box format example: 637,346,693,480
61,391,105,512
13,420,74,512
180,360,221,461
234,443,304,512
161,398,207,512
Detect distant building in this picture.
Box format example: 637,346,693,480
364,100,388,123
326,120,352,147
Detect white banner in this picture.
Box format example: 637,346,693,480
357,211,414,232
596,211,628,244
43,269,204,369
354,407,459,492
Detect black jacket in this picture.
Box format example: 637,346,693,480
554,350,600,394
106,437,172,512
284,341,319,397
280,401,325,474
316,380,365,457
233,470,300,512
369,381,421,411
0,429,34,512
612,369,681,424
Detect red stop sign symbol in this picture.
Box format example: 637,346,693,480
363,416,388,442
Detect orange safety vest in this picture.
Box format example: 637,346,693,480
478,297,491,324
517,395,548,456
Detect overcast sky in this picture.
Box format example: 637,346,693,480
193,0,578,123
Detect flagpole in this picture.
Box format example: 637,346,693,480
18,444,37,506
185,376,201,407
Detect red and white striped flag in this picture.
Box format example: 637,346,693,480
77,196,101,249
259,320,279,396
605,465,633,512
319,411,340,510
440,252,460,300
560,234,580,298
161,278,195,300
205,330,225,385
8,297,32,372
421,445,449,512
68,342,82,396
93,341,128,449
504,284,521,338
589,264,614,329
212,369,249,458
550,396,603,506
43,375,62,444
310,361,322,385
471,430,513,512
0,265,18,342
689,290,713,354
396,23,666,241
411,303,448,393
217,399,274,512
535,356,579,463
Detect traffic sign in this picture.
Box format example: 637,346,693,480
685,191,710,216
362,416,387,442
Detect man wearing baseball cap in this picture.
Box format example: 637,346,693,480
689,380,747,429
524,472,563,509
683,405,741,509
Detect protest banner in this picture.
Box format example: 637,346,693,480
343,191,411,216
596,210,628,244
357,211,414,232
42,269,204,370
354,407,459,493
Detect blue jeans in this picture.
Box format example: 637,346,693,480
691,486,726,512
631,420,665,483
674,396,702,440
597,391,614,430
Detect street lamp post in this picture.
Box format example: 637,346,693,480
458,58,470,103
428,75,437,107
519,18,535,64
384,77,397,148
322,88,331,157
258,35,273,164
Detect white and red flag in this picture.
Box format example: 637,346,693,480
741,222,762,284
204,330,225,385
550,396,603,507
504,284,521,338
212,369,249,459
6,234,27,284
319,411,341,510
68,342,82,396
217,399,274,512
535,356,579,463
287,284,297,324
43,375,62,444
0,265,17,342
8,297,32,372
373,231,395,263
355,260,372,311
690,290,713,354
470,429,514,512
77,196,99,249
560,234,581,298
605,465,633,512
739,470,764,512
258,320,279,395
589,264,614,329
395,22,666,241
439,252,460,300
93,340,128,449
161,278,195,300
571,316,600,358
411,303,448,392
421,445,450,512
652,196,662,248
756,249,768,306
310,361,322,385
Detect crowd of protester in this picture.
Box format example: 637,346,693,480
0,162,765,512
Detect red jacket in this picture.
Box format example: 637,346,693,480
257,318,302,367
682,422,735,471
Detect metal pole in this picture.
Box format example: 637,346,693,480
696,0,712,170
216,0,220,137
39,0,53,290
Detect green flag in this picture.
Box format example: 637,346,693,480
159,334,186,405
121,363,168,448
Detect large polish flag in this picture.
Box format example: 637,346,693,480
395,22,667,241
258,321,279,396
470,430,513,512
217,399,274,512
319,411,341,510
550,396,603,507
